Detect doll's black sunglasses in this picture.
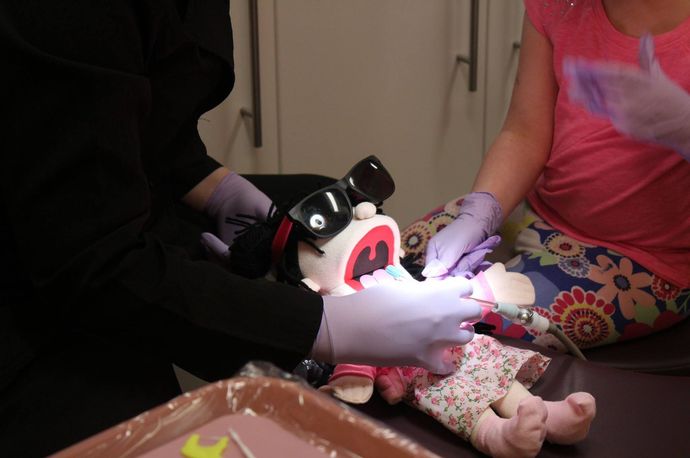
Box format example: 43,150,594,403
287,155,395,238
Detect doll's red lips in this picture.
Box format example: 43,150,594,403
345,226,395,291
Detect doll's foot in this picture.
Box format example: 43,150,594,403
319,375,374,404
545,392,596,444
471,396,547,458
375,367,406,404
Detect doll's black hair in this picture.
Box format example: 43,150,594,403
228,193,325,289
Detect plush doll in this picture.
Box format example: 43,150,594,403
204,158,596,458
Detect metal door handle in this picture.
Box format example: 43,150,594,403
242,0,262,148
456,0,479,92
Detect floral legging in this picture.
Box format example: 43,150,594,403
401,196,690,350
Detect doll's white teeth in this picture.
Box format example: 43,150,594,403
351,266,393,282
356,268,396,288
359,274,378,289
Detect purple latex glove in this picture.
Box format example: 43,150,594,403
424,235,502,280
564,34,690,161
312,277,481,375
200,232,231,264
423,192,503,278
204,172,273,246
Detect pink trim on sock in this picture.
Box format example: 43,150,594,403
329,364,378,382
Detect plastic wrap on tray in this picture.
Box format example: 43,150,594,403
51,361,438,457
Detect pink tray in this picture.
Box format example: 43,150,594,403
51,376,438,457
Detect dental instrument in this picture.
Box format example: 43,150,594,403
386,264,586,361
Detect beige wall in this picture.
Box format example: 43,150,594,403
199,0,524,227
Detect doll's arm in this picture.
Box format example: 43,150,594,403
469,263,535,309
374,367,408,405
322,364,410,405
319,364,378,404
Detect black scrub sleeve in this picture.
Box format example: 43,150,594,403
1,1,323,373
168,124,223,199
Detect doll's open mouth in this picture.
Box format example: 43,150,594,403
345,225,396,291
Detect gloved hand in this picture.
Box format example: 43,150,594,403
423,193,502,278
564,34,690,161
422,235,501,280
200,232,231,264
204,172,273,246
311,276,481,374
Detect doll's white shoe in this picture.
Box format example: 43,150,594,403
319,375,374,404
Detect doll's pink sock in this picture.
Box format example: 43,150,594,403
544,392,596,444
470,396,547,458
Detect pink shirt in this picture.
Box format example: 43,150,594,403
524,0,690,288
